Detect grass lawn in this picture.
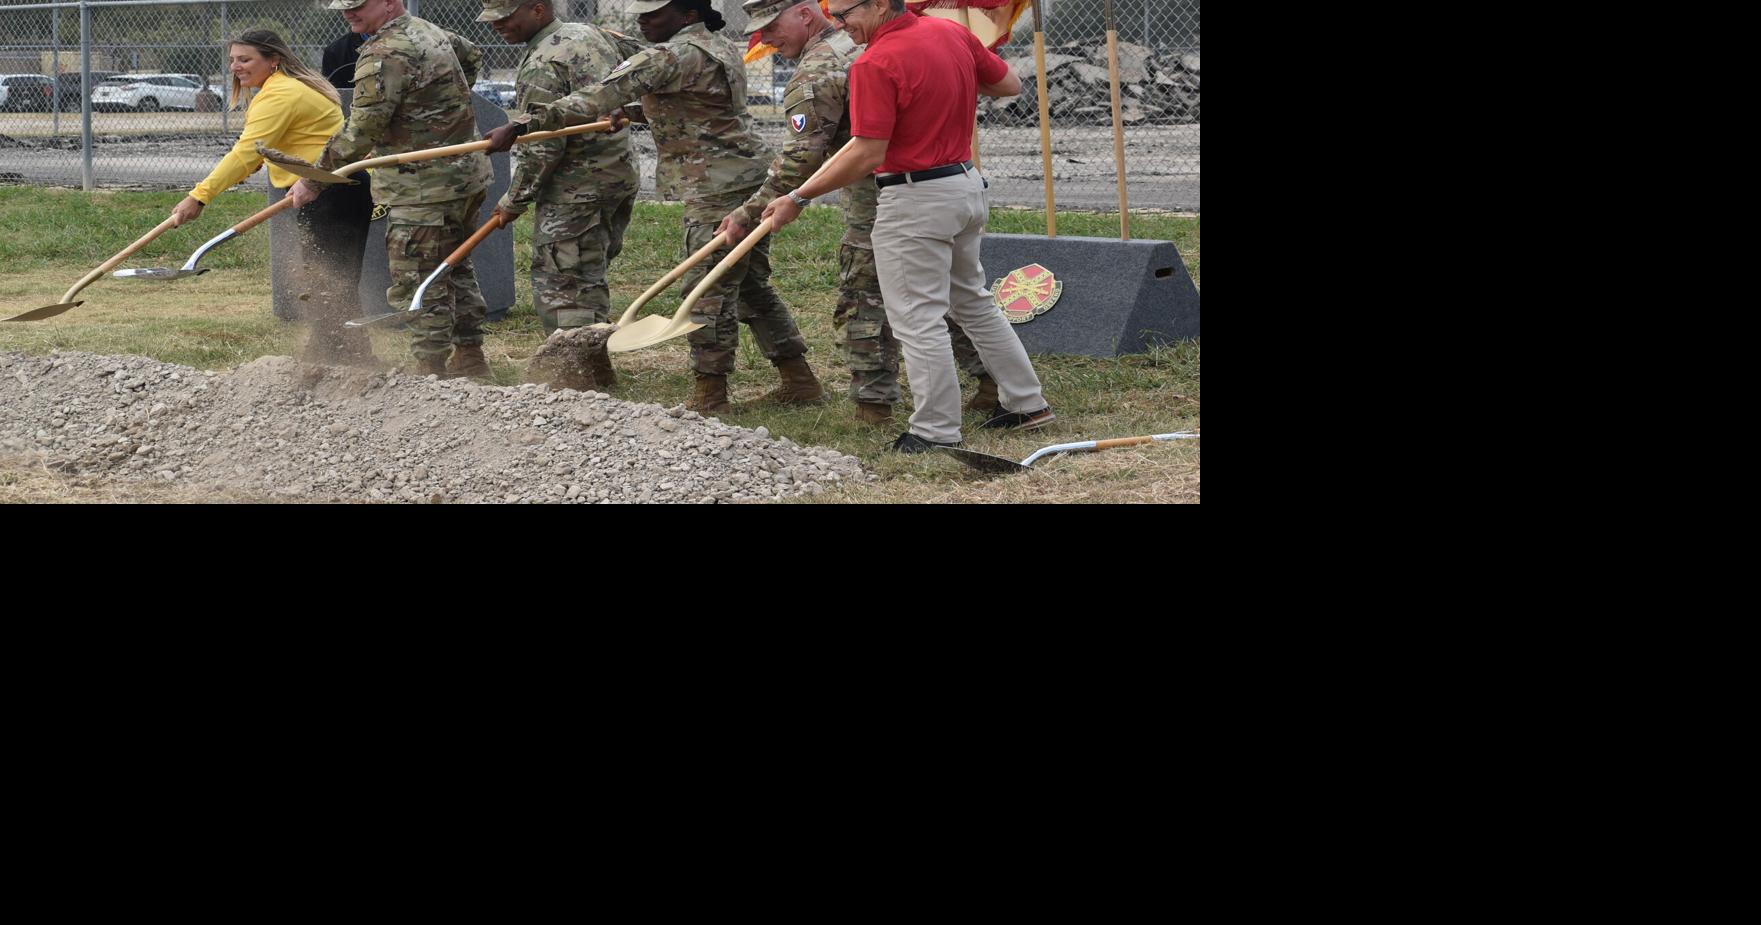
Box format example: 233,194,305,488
1,187,1199,503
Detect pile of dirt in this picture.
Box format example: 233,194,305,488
1,350,869,503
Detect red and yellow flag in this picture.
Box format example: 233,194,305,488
745,0,1029,62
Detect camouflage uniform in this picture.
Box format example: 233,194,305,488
317,10,492,363
524,22,808,377
494,15,639,333
731,22,987,404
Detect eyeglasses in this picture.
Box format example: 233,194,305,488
828,0,873,25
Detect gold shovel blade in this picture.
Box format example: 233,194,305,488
2,301,83,322
271,161,357,185
254,142,357,185
608,317,705,353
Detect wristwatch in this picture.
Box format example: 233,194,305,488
787,190,811,208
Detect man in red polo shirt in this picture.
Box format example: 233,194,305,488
761,0,1052,453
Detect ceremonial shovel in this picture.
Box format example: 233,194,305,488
347,212,506,328
594,232,730,350
256,119,615,186
608,140,854,353
112,195,298,282
936,433,1200,475
3,216,182,322
111,123,612,283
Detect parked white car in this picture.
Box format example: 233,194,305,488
473,80,516,107
91,74,215,112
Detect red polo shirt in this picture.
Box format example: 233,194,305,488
849,11,1012,174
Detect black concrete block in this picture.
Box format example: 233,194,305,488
977,233,1200,357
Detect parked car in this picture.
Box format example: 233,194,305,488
472,80,516,107
90,73,214,112
0,74,55,112
50,71,119,110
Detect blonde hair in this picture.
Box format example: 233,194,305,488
229,30,342,110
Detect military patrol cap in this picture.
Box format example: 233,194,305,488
325,0,371,10
742,0,807,34
625,0,679,14
476,0,530,21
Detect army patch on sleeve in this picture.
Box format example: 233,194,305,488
791,113,808,133
611,59,633,74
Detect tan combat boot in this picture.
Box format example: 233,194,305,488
764,355,824,404
686,373,732,415
967,374,1000,413
855,402,894,425
446,343,492,380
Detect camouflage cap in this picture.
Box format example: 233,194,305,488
476,0,530,21
742,0,807,34
325,0,371,10
625,0,678,14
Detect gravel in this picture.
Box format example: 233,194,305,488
1,350,870,503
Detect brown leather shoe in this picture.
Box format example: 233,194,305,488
763,355,824,404
967,374,1000,413
855,401,894,425
445,343,491,380
686,373,731,415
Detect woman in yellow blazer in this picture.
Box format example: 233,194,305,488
172,30,374,364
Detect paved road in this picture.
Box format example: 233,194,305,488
3,123,1199,212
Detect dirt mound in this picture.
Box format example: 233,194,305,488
1,350,869,503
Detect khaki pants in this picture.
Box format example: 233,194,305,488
872,168,1045,444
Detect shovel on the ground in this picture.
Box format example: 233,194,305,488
256,120,615,186
597,231,729,347
935,432,1200,475
608,140,853,353
346,212,505,328
2,216,183,322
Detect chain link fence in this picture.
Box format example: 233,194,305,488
1,0,1197,212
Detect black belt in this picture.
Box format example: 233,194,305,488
876,161,975,188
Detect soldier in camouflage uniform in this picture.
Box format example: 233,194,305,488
480,0,638,341
290,0,494,379
719,0,995,426
487,0,823,415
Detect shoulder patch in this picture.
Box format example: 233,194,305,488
610,58,634,74
791,113,808,133
826,31,858,56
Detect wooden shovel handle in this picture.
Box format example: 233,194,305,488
675,221,773,321
1091,436,1156,452
1104,0,1129,240
233,195,298,235
337,120,613,175
444,212,505,267
1031,0,1056,238
669,139,857,324
615,232,729,327
62,216,180,303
